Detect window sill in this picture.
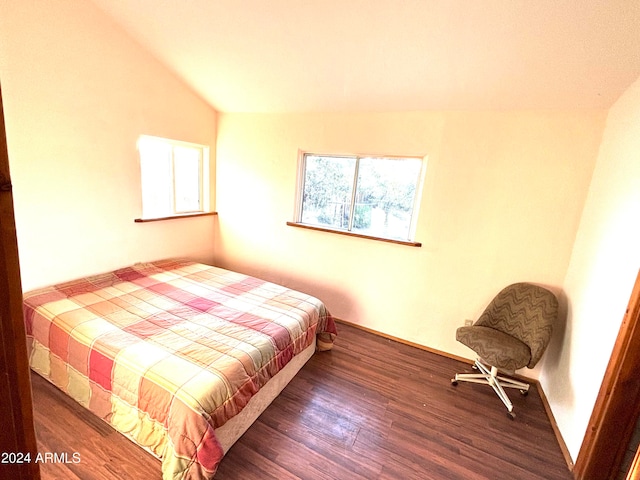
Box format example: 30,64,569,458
286,222,421,247
135,211,218,223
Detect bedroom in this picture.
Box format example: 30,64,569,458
1,0,639,479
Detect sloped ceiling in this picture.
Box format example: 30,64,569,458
90,0,640,113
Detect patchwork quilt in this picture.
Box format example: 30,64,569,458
23,259,336,479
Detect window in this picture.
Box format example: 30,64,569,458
137,135,210,220
293,152,426,244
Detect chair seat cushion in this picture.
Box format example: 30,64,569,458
456,325,531,371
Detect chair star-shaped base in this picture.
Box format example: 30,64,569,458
451,359,530,419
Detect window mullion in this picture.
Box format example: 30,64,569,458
296,153,309,222
347,157,360,232
198,148,203,211
170,146,177,214
407,160,427,241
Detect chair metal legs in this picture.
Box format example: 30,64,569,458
451,359,529,418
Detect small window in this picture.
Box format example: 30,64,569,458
293,152,425,243
137,135,210,220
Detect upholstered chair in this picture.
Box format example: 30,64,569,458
451,283,558,418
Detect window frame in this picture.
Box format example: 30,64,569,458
291,151,426,246
136,135,211,222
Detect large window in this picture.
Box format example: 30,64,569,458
137,135,210,220
293,152,425,244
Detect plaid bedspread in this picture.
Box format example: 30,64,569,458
23,259,336,479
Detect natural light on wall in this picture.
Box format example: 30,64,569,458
137,135,210,220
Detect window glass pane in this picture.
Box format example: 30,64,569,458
301,155,356,230
352,157,422,240
139,141,172,219
138,135,209,219
173,145,202,213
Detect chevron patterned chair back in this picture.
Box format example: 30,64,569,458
451,283,559,419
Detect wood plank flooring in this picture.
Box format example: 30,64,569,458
31,321,572,480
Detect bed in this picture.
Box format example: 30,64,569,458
23,259,336,479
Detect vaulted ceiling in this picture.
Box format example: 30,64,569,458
90,0,640,113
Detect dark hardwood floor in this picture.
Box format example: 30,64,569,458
31,322,572,480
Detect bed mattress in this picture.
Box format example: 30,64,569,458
23,259,336,479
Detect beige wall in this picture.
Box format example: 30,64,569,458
0,0,218,291
214,110,605,361
540,75,640,461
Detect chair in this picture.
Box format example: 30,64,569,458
451,283,558,418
